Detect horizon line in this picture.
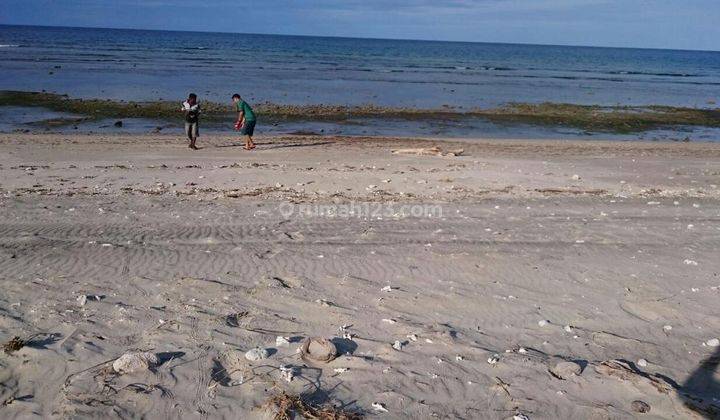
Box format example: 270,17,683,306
1,23,718,54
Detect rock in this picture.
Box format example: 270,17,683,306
77,295,87,306
299,337,337,364
637,358,648,367
549,361,582,379
571,174,581,181
631,400,651,413
244,347,269,362
663,325,672,332
114,120,123,127
112,351,158,374
705,338,720,347
487,353,500,365
538,319,549,327
392,340,404,351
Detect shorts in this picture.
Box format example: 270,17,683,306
240,120,256,136
185,122,199,139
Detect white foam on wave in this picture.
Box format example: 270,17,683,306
0,44,20,48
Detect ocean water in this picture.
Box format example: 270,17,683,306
2,24,720,108
1,25,720,140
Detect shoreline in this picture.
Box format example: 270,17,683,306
3,90,720,135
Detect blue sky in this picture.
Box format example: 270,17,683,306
3,0,719,51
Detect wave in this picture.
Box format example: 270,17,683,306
0,44,20,48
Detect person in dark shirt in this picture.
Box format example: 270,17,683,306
181,93,200,150
232,93,256,150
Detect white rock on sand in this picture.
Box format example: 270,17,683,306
112,351,158,374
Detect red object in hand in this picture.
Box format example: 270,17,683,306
234,121,242,130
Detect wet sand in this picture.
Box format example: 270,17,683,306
0,133,719,419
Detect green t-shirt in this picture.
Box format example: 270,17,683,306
236,100,256,121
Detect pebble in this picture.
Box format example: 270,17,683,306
571,174,581,181
705,338,720,347
112,351,158,374
244,347,269,361
392,340,404,351
563,325,573,333
538,319,550,327
275,336,290,348
77,295,87,307
663,325,672,332
631,400,651,413
380,285,393,292
637,358,648,367
549,361,582,379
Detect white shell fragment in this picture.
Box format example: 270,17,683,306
637,358,648,367
392,340,404,351
244,347,269,362
112,351,158,374
372,402,389,413
538,320,549,327
705,338,720,347
279,364,295,382
487,354,500,365
275,336,290,347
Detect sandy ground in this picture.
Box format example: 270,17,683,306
0,133,719,419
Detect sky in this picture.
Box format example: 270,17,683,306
2,0,719,51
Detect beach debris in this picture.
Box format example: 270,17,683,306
3,336,26,354
631,400,651,413
264,392,362,420
391,146,463,157
513,413,530,420
372,402,389,413
517,347,528,354
455,355,464,361
279,364,296,382
684,259,698,266
406,334,418,341
595,360,671,394
276,336,291,348
571,174,581,181
563,325,573,333
538,319,550,327
76,294,102,307
487,353,500,365
380,285,394,292
245,347,270,362
549,361,582,380
315,298,334,307
663,325,673,332
705,338,720,347
299,337,337,364
112,351,158,374
333,367,349,374
391,340,406,351
637,358,648,367
381,318,396,324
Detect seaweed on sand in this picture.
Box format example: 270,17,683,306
263,392,363,420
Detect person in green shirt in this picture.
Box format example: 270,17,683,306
232,94,256,150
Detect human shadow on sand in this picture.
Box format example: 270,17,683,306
681,347,720,418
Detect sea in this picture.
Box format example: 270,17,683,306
2,24,720,140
